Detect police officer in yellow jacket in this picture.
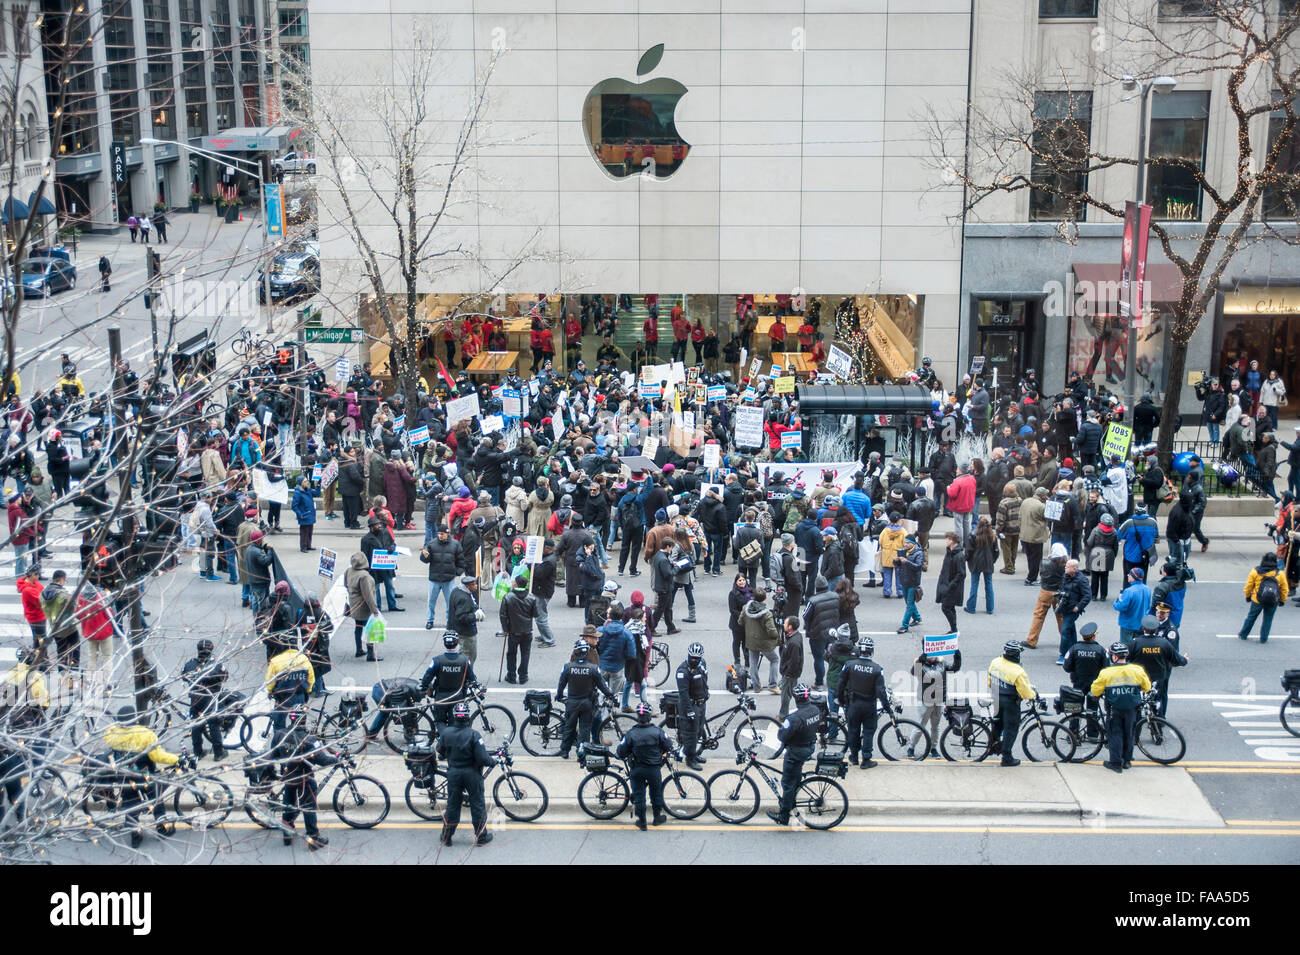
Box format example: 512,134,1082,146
987,640,1035,767
104,706,180,847
1090,642,1152,773
0,650,50,820
265,647,315,731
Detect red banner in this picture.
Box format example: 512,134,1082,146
1119,200,1136,319
1132,202,1152,327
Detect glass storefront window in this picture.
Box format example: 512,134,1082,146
582,77,690,180
1263,92,1300,220
1146,90,1210,222
1030,91,1092,221
1038,0,1097,17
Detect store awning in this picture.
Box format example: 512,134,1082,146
0,195,30,224
27,191,56,216
1073,262,1184,303
794,383,932,415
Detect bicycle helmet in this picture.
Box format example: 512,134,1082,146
635,702,653,725
686,642,705,661
792,683,813,703
196,638,214,658
443,633,459,649
1109,641,1130,660
1002,640,1022,662
855,637,874,657
116,705,137,724
572,639,591,658
452,701,472,722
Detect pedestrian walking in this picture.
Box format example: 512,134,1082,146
127,215,138,242
935,531,965,634
291,477,316,552
98,255,111,291
153,210,168,243
963,517,997,614
139,214,151,243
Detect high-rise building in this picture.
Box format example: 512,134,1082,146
0,0,52,246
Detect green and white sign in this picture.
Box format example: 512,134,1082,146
305,327,364,344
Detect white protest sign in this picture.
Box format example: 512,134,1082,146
825,345,853,380
741,387,756,402
252,467,290,504
409,425,430,446
781,429,802,449
683,411,695,431
319,459,338,487
446,393,481,424
552,415,565,442
502,388,522,418
642,435,660,459
702,443,721,469
924,633,959,659
670,362,686,385
369,550,397,571
322,578,349,629
393,415,405,431
640,381,661,400
480,414,505,434
262,409,273,428
749,358,762,378
707,384,726,402
524,535,543,564
335,357,349,382
311,464,322,481
734,406,765,447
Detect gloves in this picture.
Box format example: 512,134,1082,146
474,608,485,622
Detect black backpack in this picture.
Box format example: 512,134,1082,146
618,496,641,530
1257,573,1281,607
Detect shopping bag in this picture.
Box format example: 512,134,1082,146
492,571,511,601
363,613,387,644
858,536,878,570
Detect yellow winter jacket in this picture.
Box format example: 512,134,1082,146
879,525,906,567
1,662,49,709
1244,568,1289,604
103,724,180,766
987,656,1035,700
265,648,315,695
1090,663,1152,710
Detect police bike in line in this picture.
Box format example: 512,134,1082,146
1048,690,1186,764
1282,669,1300,737
705,744,849,830
403,742,549,823
77,749,233,832
573,742,710,821
242,751,390,830
936,695,1079,763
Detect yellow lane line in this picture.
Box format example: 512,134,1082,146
213,822,1300,836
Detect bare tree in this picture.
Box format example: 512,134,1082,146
929,0,1300,462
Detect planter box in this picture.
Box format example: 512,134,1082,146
189,199,200,213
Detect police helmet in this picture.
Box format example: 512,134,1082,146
1109,641,1130,660
572,639,591,657
686,642,705,661
635,702,654,725
197,638,215,658
792,683,813,703
1002,640,1022,662
471,516,487,530
116,705,137,725
855,637,874,657
443,633,460,649
452,701,472,722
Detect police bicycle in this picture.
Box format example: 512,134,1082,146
1281,670,1300,737
78,750,232,832
574,743,710,821
0,747,70,836
1019,695,1076,763
646,641,671,688
875,690,931,762
705,744,848,830
243,751,390,829
240,688,370,757
938,700,995,761
403,743,549,824
1050,692,1185,764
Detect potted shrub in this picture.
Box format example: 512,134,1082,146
214,196,227,217
224,197,239,223
189,191,200,213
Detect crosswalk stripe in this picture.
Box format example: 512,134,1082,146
1217,633,1300,639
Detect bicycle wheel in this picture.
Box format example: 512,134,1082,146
383,711,437,755
173,774,233,829
1022,718,1071,762
493,771,548,822
939,721,993,762
593,715,620,748
473,704,516,751
705,770,759,824
404,772,449,822
1135,715,1186,765
734,715,783,758
255,340,277,362
17,766,70,826
322,713,371,757
520,712,566,756
232,336,251,358
794,774,848,830
820,715,850,758
662,770,709,820
649,644,671,687
577,771,629,820
607,710,640,740
1052,714,1103,762
332,773,390,828
243,786,286,829
1281,696,1300,738
878,718,929,761
240,713,275,755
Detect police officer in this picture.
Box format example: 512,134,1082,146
0,648,49,821
987,640,1035,767
616,701,672,830
182,639,228,760
264,645,315,732
1090,641,1152,772
421,633,478,725
103,706,180,848
269,712,338,850
1131,613,1189,718
1062,622,1107,692
766,683,819,825
437,700,495,847
557,639,613,759
675,642,709,770
840,638,889,769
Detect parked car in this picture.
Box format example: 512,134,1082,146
19,257,76,297
272,151,316,175
257,251,319,304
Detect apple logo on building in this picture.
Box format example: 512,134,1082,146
582,44,690,180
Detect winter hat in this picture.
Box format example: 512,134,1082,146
250,530,263,542
458,487,471,498
821,527,837,537
245,508,259,518
274,580,291,595
654,508,668,522
780,533,795,545
1129,567,1145,581
1062,458,1074,468
662,463,675,473
1050,542,1068,559
1035,487,1049,499
666,504,679,519
1099,512,1114,527
630,590,645,606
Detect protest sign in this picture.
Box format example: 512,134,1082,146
780,429,802,449
502,388,522,418
924,633,960,659
480,414,505,434
446,393,480,424
825,345,853,380
409,425,430,446
641,435,660,459
734,406,765,447
369,550,397,571
775,376,796,394
707,384,725,402
318,548,337,580
702,443,721,469
524,536,543,564
1102,423,1132,462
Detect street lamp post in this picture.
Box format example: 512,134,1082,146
1120,74,1177,419
140,137,276,332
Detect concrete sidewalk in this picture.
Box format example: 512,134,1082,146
185,751,1224,828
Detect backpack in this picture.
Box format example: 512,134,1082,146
769,549,784,582
1160,475,1176,504
618,496,641,530
1257,573,1281,607
739,536,762,565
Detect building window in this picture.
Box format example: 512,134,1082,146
1158,0,1213,15
1146,90,1210,221
1030,91,1092,221
1264,93,1300,220
1038,0,1097,16
12,5,28,55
